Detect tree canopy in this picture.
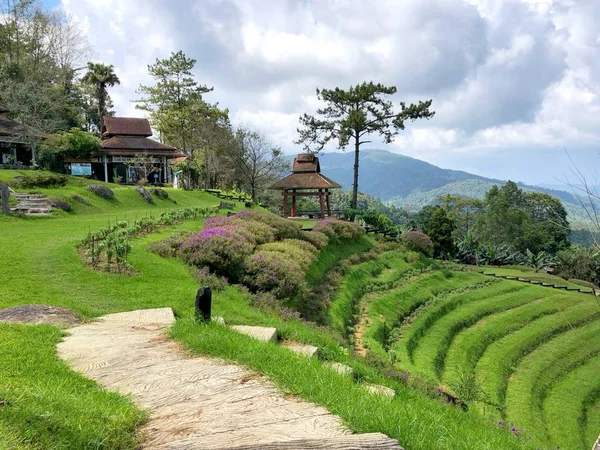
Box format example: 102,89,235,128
296,82,434,209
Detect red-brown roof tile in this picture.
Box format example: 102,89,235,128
102,116,152,138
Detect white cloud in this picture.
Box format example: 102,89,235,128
60,0,600,183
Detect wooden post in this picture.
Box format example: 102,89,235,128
283,192,288,217
326,190,331,217
163,156,168,183
319,189,325,218
291,189,296,217
1,184,9,216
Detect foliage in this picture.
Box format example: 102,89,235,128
258,239,318,270
194,267,229,292
474,182,569,254
86,184,114,199
296,82,434,209
554,246,600,286
401,231,434,257
147,232,193,258
425,207,455,258
523,249,555,273
14,172,67,188
313,218,365,242
40,128,100,161
242,250,309,300
299,230,329,249
81,62,120,130
228,126,287,202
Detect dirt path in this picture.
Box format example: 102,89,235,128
57,308,400,449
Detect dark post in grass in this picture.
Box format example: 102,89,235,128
195,286,212,322
1,184,9,216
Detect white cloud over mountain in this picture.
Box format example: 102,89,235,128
61,0,600,184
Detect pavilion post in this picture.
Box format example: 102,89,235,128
319,189,325,218
163,157,168,183
283,191,288,217
103,155,109,183
291,189,297,217
326,190,331,217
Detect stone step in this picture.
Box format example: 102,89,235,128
157,433,403,449
283,342,319,358
11,208,51,214
230,325,277,342
326,362,354,376
363,384,395,398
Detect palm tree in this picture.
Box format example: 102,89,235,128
82,62,120,132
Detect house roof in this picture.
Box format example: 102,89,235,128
101,116,152,138
96,136,183,158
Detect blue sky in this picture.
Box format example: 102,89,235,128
54,0,600,186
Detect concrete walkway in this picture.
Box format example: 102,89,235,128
57,308,401,449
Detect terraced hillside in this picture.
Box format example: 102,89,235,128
331,253,600,450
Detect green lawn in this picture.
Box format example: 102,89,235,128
0,171,571,449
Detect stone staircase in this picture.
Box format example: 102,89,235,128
11,193,52,216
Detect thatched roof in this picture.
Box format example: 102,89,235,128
101,116,152,138
0,113,44,143
270,153,341,190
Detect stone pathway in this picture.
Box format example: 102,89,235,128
57,308,401,449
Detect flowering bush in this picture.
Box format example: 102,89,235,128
235,210,301,239
242,251,308,300
401,231,434,257
147,232,192,258
258,239,318,270
299,230,329,249
313,219,364,242
179,225,254,278
194,267,229,292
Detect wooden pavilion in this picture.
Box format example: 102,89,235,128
270,153,341,218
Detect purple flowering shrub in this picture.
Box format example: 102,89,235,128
147,232,193,258
401,231,434,257
313,219,364,242
243,251,309,300
299,230,329,249
194,267,229,292
179,225,254,277
258,239,318,270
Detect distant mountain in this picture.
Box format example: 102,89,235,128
309,149,590,225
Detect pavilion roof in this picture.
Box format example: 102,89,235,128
270,153,341,190
96,135,183,158
0,113,45,142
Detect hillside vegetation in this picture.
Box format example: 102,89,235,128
0,170,542,450
330,249,600,450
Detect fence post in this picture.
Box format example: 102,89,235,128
1,184,9,216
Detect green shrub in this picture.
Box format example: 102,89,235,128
401,231,434,257
147,232,192,258
15,173,67,188
300,230,329,249
194,267,229,292
258,240,318,270
87,184,114,199
236,209,302,239
555,246,599,285
242,250,308,300
313,219,364,241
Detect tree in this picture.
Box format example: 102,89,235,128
229,127,286,202
296,82,434,209
424,207,455,258
135,50,228,188
475,181,569,254
82,62,120,131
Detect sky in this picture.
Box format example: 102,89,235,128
51,0,600,186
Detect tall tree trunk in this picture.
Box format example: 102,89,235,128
351,136,360,209
98,84,105,132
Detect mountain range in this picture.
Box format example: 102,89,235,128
311,149,591,226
